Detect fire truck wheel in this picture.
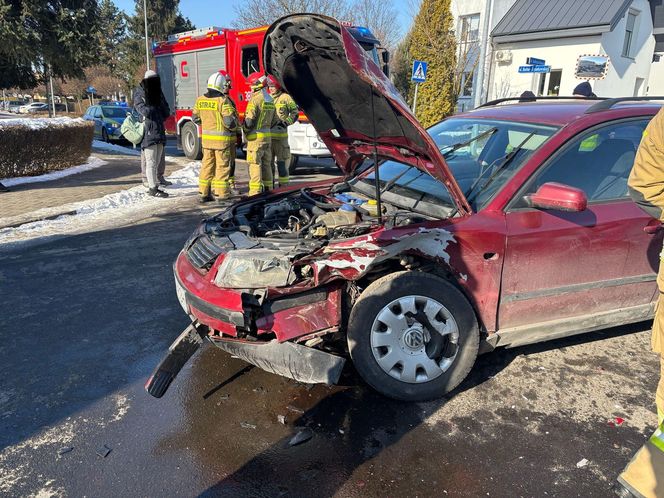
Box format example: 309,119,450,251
182,122,202,160
288,155,299,175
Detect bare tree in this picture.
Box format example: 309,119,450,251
233,0,353,28
61,78,88,113
351,0,400,50
86,66,124,101
232,0,400,50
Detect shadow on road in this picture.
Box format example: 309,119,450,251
0,208,202,452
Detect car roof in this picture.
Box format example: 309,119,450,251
460,100,662,127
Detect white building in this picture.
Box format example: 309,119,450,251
451,0,664,106
451,0,518,110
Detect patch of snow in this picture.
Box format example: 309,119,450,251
92,139,140,156
576,458,589,468
0,156,107,186
0,161,201,245
0,116,86,130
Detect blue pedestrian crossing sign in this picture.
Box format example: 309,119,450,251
411,60,428,82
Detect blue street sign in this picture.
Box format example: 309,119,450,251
411,60,428,82
526,57,546,66
518,65,551,74
86,86,97,94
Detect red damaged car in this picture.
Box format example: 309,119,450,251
147,14,662,401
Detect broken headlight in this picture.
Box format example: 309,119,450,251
213,250,295,289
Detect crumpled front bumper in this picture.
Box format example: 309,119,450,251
174,251,342,342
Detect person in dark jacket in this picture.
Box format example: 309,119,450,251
572,81,597,98
134,70,171,198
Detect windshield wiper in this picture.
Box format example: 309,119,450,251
441,127,498,157
465,131,537,205
380,165,414,194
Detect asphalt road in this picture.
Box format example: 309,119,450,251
0,158,660,497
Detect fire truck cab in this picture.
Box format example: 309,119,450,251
154,24,388,173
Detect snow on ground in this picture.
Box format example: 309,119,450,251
0,161,201,246
92,140,141,156
0,157,107,186
0,116,86,130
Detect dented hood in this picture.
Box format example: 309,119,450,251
263,14,471,215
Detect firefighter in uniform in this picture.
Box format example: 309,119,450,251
267,75,298,187
243,72,275,195
192,71,238,202
618,107,664,497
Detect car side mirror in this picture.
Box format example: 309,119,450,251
381,51,390,64
525,182,587,212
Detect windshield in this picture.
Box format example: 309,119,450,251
101,106,127,118
353,118,558,212
359,43,380,65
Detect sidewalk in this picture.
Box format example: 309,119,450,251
0,149,190,228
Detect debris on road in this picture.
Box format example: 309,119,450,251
57,446,73,456
289,428,313,447
576,458,589,468
277,415,287,425
96,445,112,458
287,405,304,414
609,417,625,427
240,422,257,430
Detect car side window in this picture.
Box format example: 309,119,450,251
514,119,649,207
94,107,101,118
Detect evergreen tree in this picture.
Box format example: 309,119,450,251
408,0,456,127
120,0,193,88
391,31,412,99
0,0,101,89
97,0,127,75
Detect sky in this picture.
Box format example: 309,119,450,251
112,0,415,42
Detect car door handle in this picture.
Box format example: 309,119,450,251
644,221,664,234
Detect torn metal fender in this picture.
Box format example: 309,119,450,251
210,338,346,385
309,226,458,283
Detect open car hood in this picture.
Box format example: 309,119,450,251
264,14,471,215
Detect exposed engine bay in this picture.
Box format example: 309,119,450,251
184,186,433,288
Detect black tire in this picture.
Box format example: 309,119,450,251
182,122,202,160
101,128,109,143
347,271,479,401
288,154,300,175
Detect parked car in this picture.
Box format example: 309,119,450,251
7,100,27,113
146,14,663,402
18,102,48,114
82,104,128,142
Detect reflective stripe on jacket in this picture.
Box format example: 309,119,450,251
192,95,238,150
244,88,275,142
271,91,298,139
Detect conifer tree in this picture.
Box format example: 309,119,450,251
408,0,457,127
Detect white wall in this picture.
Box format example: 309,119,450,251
595,0,654,97
451,0,518,108
489,37,602,100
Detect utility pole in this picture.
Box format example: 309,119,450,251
143,0,150,70
49,71,56,117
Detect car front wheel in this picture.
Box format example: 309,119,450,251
347,271,479,401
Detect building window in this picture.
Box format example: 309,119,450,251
461,71,474,97
623,12,637,57
459,14,480,45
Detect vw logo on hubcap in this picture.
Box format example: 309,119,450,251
403,328,425,350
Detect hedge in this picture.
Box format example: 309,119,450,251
0,118,94,179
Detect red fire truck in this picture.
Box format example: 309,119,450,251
153,24,388,172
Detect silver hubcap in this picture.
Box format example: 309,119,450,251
370,295,459,384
